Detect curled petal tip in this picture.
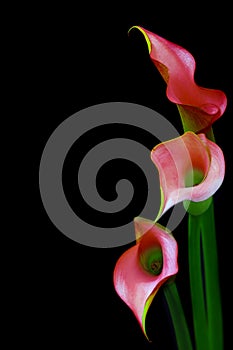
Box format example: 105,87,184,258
128,25,152,54
134,216,154,242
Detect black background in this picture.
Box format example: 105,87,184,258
26,3,232,349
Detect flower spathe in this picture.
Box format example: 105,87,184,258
129,26,227,133
151,131,225,221
113,217,178,340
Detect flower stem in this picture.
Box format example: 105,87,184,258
188,213,209,350
163,282,193,350
200,200,223,350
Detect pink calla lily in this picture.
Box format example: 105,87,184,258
113,217,178,340
130,26,227,133
151,131,225,221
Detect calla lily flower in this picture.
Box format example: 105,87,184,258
151,131,225,220
113,217,178,340
129,26,227,133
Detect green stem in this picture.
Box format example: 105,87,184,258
200,200,223,350
163,282,193,350
188,213,209,350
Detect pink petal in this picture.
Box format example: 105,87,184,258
130,26,227,133
150,131,225,220
113,217,178,339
